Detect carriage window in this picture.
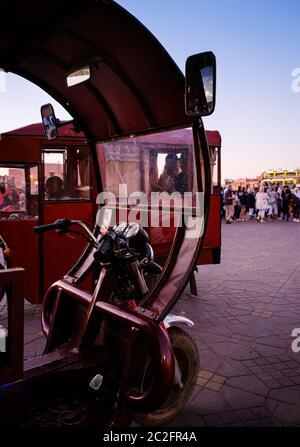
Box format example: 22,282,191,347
96,128,195,197
0,165,38,219
43,146,91,201
151,150,192,194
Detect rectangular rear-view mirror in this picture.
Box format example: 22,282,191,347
185,51,216,117
41,103,58,140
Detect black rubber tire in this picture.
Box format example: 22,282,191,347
134,326,199,426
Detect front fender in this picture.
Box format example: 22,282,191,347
163,313,194,329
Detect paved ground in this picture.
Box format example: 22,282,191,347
175,219,300,427
1,219,300,426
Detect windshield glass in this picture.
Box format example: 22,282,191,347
96,127,203,254
96,126,208,318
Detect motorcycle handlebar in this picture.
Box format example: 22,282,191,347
34,218,72,233
93,229,117,262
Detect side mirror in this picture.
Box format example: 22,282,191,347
185,51,216,117
41,103,58,140
67,65,90,87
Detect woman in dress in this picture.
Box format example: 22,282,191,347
255,185,269,223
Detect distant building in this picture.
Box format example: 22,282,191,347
261,169,300,187
223,177,260,189
226,168,300,189
231,177,260,189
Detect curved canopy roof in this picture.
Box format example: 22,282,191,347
0,0,188,141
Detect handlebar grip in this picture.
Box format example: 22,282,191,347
34,218,71,234
94,237,113,262
93,229,116,262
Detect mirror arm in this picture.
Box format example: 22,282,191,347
56,118,73,128
56,119,82,134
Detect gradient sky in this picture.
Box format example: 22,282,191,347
0,0,300,181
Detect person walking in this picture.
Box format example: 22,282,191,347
267,186,278,220
233,191,242,221
282,185,292,222
292,187,300,222
255,185,269,223
248,187,256,219
224,183,234,224
238,187,247,221
275,185,282,219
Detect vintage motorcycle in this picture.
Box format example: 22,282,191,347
33,216,199,426
0,0,217,425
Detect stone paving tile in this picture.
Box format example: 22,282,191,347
222,385,265,409
196,349,225,371
236,408,255,421
251,343,287,357
176,222,300,426
216,358,250,378
270,370,285,379
251,407,272,419
260,417,281,427
226,375,269,397
219,411,240,424
188,388,231,415
277,377,295,387
205,381,223,392
203,414,224,426
212,375,226,384
245,419,262,427
198,370,214,380
177,412,206,427
263,379,281,389
209,341,259,361
254,358,268,366
197,377,208,387
266,399,300,425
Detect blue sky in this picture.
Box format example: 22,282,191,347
1,0,300,180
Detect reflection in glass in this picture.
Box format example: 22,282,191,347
0,165,39,219
41,104,57,140
201,66,214,104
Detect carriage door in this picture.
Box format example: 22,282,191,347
41,145,93,294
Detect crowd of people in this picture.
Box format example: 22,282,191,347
0,179,25,212
221,183,300,224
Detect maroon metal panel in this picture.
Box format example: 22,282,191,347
0,0,187,140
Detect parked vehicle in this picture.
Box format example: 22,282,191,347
0,0,218,427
